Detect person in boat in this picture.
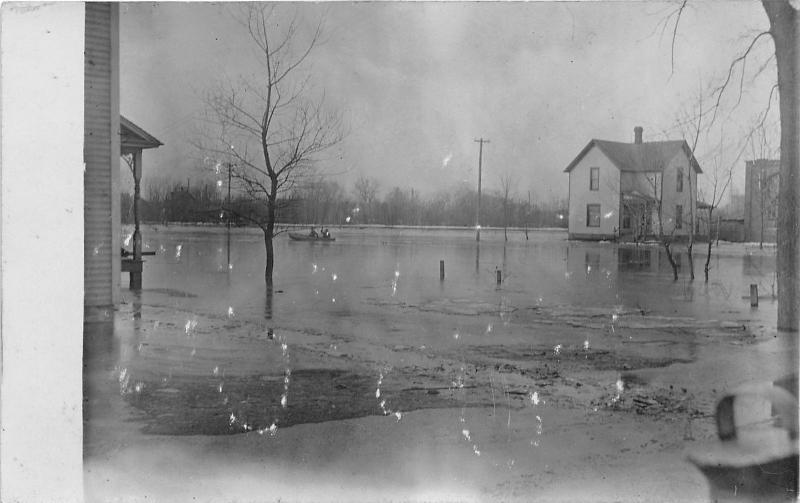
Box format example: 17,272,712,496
322,228,330,239
309,227,318,238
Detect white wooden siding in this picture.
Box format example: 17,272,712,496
660,152,696,236
568,146,620,239
84,3,119,307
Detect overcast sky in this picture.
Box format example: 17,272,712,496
120,1,777,203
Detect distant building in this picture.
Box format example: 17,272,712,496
564,126,702,241
744,159,780,243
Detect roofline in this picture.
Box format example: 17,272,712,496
681,141,703,174
120,115,163,150
563,140,600,173
564,138,703,174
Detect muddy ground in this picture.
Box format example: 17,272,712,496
84,286,794,502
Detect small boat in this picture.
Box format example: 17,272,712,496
288,232,335,242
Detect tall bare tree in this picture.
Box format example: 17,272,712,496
699,130,736,282
498,172,516,241
629,146,682,280
199,6,342,285
294,176,346,226
666,0,797,330
763,1,799,332
671,86,711,280
353,175,379,224
647,170,681,281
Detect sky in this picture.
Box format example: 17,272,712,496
120,1,779,203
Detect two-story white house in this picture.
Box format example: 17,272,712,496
564,126,701,241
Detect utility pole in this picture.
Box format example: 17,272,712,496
227,162,232,269
474,138,489,241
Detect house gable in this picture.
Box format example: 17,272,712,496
566,144,621,239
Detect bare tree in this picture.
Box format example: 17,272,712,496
620,194,652,244
199,5,342,285
291,176,345,226
671,86,711,280
353,175,379,225
384,187,409,226
523,190,531,240
667,0,797,330
498,172,516,241
698,130,736,282
145,175,172,205
763,2,799,332
642,168,681,281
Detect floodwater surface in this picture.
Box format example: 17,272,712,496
132,225,776,326
84,225,792,502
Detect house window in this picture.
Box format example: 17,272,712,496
590,167,599,191
675,205,683,229
676,168,684,192
586,204,601,227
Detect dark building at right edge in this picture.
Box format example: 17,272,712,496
744,159,780,244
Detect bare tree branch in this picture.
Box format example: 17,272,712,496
709,31,771,124
669,0,688,77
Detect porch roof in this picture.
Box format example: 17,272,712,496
622,190,657,202
121,115,162,154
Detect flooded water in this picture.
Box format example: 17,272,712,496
84,225,791,502
131,225,776,328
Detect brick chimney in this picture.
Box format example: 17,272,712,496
634,126,643,144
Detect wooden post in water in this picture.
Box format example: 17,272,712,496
750,284,759,307
440,260,445,281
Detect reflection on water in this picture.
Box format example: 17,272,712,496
264,286,273,320
618,247,652,271
475,242,480,276
83,319,119,455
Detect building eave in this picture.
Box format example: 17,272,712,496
681,141,703,174
120,115,163,151
565,137,703,174
564,140,625,173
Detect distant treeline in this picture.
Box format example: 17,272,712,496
121,177,568,229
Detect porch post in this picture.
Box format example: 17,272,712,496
132,149,142,261
131,149,143,290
